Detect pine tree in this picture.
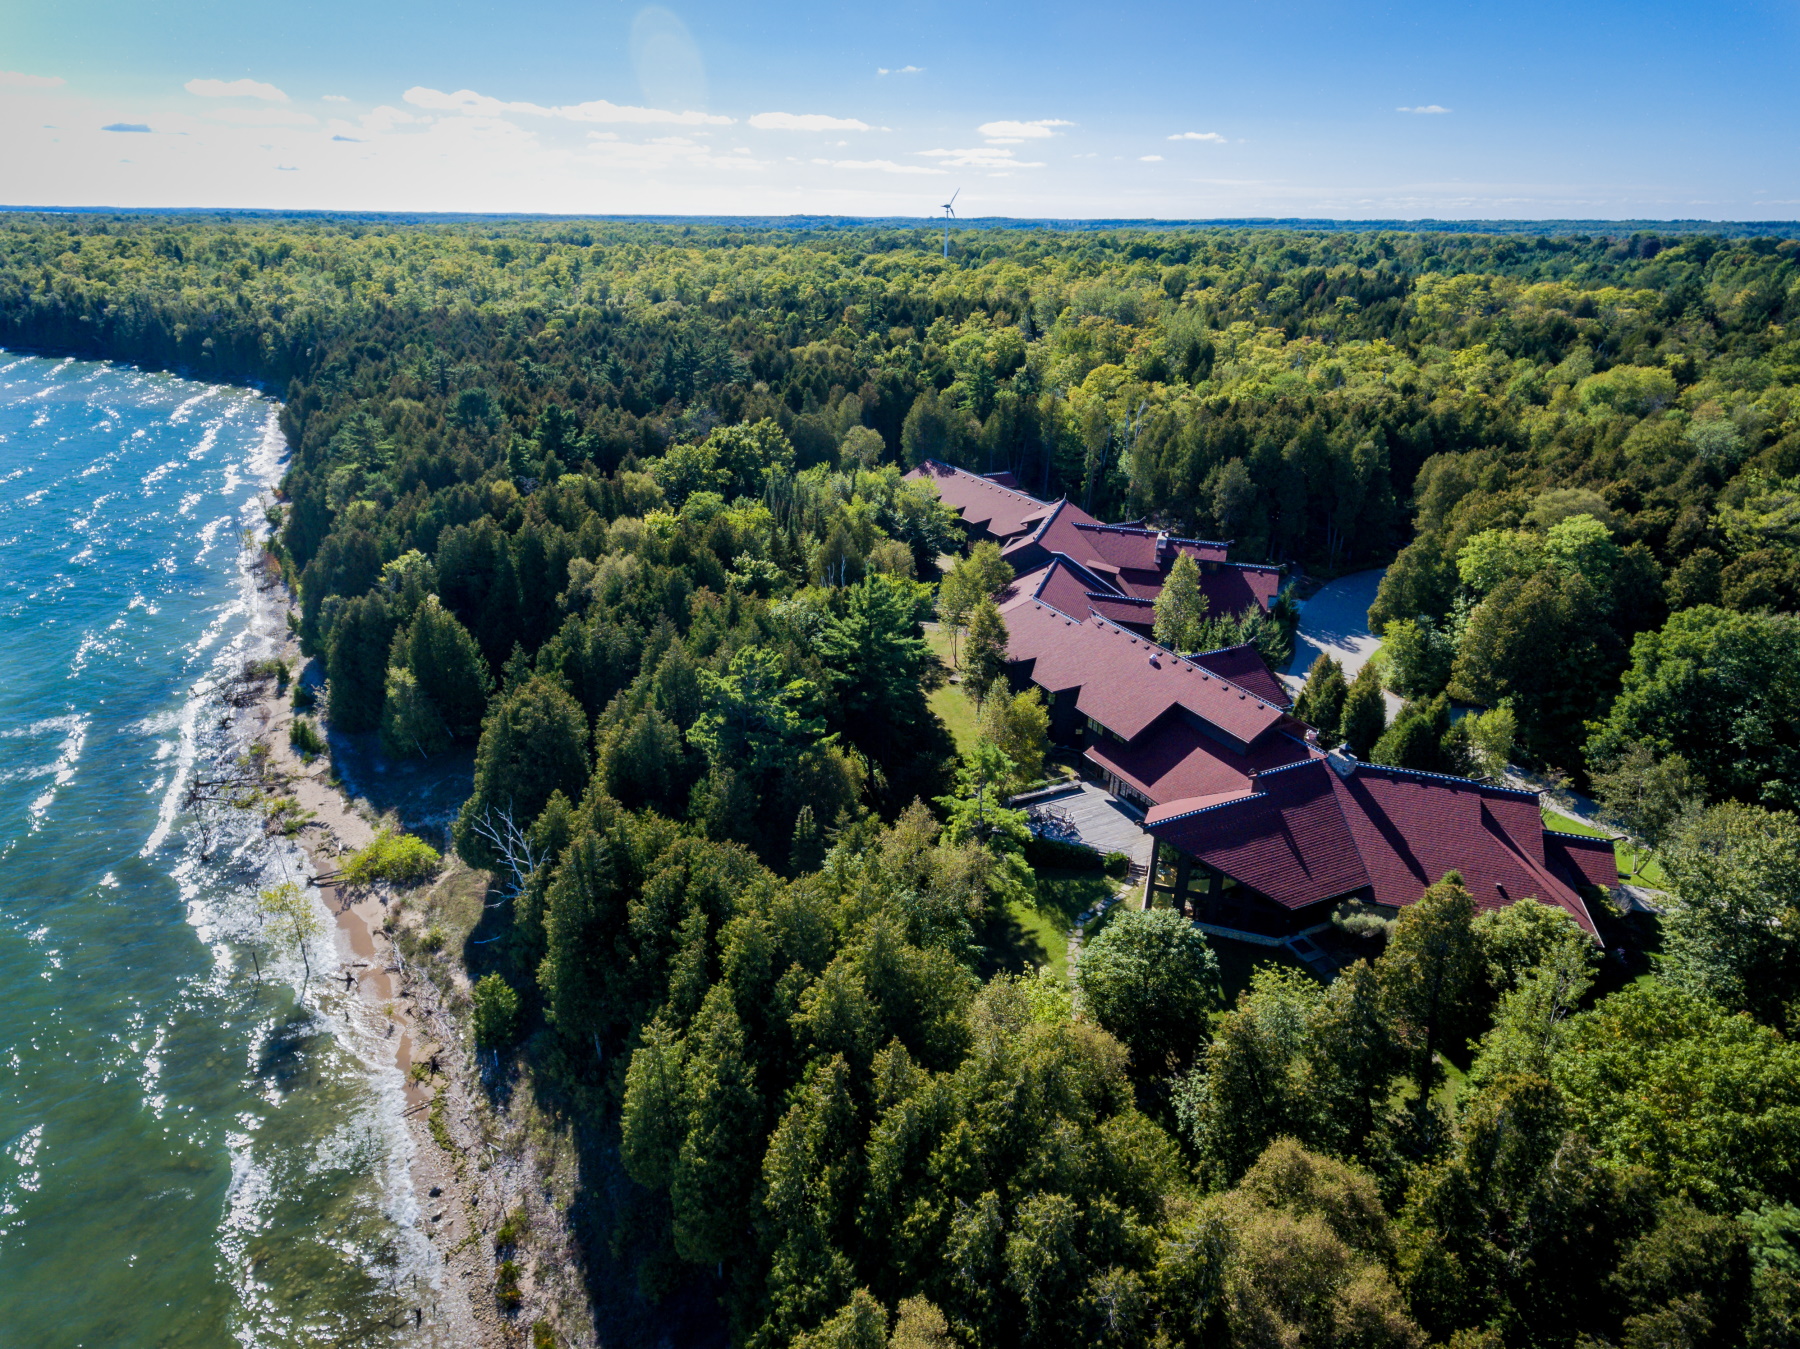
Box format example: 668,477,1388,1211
1293,653,1349,746
1153,552,1210,653
1339,663,1388,759
326,591,395,733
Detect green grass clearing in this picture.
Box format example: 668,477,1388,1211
1206,933,1316,1007
982,868,1122,983
1543,808,1665,887
924,624,981,756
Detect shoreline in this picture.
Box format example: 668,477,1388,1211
231,555,589,1345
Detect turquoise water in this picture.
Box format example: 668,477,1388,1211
0,355,433,1346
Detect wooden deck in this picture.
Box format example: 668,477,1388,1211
1023,782,1154,867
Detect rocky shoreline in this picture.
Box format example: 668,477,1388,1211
233,572,592,1348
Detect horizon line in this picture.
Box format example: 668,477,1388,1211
3,206,1798,237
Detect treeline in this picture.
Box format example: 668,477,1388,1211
1,214,1798,1348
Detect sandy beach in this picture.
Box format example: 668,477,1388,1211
232,567,591,1349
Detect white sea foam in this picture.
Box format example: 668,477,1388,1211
169,392,210,424
26,714,88,831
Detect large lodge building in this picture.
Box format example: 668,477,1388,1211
908,459,1616,945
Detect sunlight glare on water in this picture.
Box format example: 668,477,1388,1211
0,354,436,1346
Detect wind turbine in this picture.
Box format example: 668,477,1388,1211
939,189,959,258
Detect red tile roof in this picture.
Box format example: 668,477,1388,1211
999,598,1288,747
1172,538,1232,564
906,459,1053,542
1146,758,1607,933
1086,712,1315,805
1189,643,1293,709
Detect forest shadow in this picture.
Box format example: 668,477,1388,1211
323,728,474,851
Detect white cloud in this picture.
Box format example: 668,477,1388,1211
915,146,1044,170
1168,131,1226,142
205,106,318,126
1,71,65,89
814,158,943,175
749,111,872,132
352,105,420,134
404,86,733,125
185,78,289,101
101,123,152,133
322,94,350,103
1139,154,1163,162
332,134,364,143
976,119,1072,141
1397,104,1450,114
877,65,924,76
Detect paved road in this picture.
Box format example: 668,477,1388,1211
1281,566,1392,692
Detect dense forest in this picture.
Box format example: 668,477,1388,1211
1,213,1797,1349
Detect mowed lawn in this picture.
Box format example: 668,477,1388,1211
1543,807,1665,887
924,622,980,754
983,869,1121,983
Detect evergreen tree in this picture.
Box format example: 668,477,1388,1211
326,590,395,733
379,666,449,758
452,675,591,871
395,594,492,739
1153,552,1210,654
1340,663,1388,759
670,984,765,1265
1294,653,1349,746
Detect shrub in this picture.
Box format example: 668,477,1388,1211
342,827,441,886
472,972,522,1049
495,1258,522,1311
418,925,446,954
291,680,317,712
1023,833,1103,871
288,717,326,761
530,1322,556,1349
495,1205,529,1251
1103,850,1131,877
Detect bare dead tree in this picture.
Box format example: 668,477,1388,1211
469,803,547,907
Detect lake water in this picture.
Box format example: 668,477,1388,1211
0,354,434,1346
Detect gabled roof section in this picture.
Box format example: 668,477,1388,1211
905,459,1050,541
999,600,1288,746
1149,759,1371,909
1002,557,1121,618
1146,757,1603,933
1086,712,1315,806
1188,643,1293,709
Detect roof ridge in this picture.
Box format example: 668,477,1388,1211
1149,788,1267,826
1084,590,1154,606
1073,521,1159,537
1350,760,1541,797
1081,611,1286,715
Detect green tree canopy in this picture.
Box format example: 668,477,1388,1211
1076,906,1221,1075
1586,606,1800,810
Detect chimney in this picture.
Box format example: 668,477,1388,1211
1326,746,1357,778
1304,728,1321,747
1147,653,1160,668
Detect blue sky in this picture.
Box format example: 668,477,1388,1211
4,0,1798,218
